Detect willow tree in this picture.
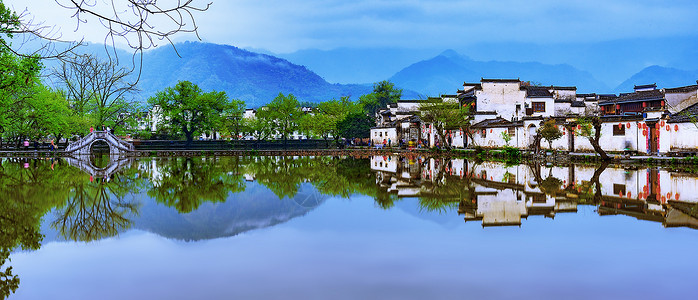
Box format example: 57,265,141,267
419,98,474,150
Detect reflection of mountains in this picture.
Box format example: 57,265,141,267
133,182,327,241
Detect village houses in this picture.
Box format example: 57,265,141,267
370,78,698,156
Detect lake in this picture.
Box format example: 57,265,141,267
3,155,698,299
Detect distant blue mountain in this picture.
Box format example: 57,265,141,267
388,50,610,96
47,42,425,108
614,65,698,93
136,42,386,108
276,47,441,84
276,36,698,90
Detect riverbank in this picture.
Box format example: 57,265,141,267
2,147,698,168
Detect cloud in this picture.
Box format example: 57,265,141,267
6,0,698,52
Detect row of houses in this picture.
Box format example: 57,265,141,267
371,79,698,155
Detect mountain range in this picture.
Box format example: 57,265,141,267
43,39,698,107
388,50,610,95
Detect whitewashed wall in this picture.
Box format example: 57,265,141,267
370,127,398,147
477,82,526,120
670,122,698,151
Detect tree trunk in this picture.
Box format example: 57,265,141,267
588,119,610,160
590,162,610,203
436,128,452,150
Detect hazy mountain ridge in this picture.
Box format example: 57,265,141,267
389,50,610,95
136,42,382,107
615,65,698,92
277,36,698,89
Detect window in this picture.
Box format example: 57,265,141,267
508,127,516,137
613,124,626,136
613,184,626,196
532,102,546,113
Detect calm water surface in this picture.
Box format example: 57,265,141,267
3,155,698,299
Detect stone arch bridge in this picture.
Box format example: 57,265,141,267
64,131,135,156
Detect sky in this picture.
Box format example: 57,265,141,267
6,0,698,54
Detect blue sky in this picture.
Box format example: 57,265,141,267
7,0,698,53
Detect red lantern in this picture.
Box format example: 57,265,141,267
627,192,631,198
490,129,493,133
626,122,631,128
577,125,581,130
655,123,660,129
618,123,622,129
642,130,647,136
674,125,679,131
666,125,670,131
661,121,666,127
676,193,680,200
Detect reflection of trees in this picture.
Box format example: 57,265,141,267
148,157,246,213
0,158,79,298
51,167,144,242
244,156,377,200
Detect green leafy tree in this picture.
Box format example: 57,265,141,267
419,98,474,150
337,112,373,139
220,99,246,139
243,113,274,141
539,119,563,150
148,81,230,144
359,80,402,116
0,4,42,146
306,97,357,145
265,93,301,142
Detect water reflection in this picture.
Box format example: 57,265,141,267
3,154,698,299
370,155,698,229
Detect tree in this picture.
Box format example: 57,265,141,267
306,97,356,145
53,53,139,132
0,6,42,144
539,119,563,150
576,116,610,160
220,99,246,139
2,0,211,76
359,80,402,116
148,81,230,144
337,112,374,140
419,98,473,150
265,93,301,142
243,113,274,141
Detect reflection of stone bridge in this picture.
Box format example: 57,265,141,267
64,131,134,156
64,155,134,178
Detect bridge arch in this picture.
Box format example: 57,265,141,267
64,131,135,156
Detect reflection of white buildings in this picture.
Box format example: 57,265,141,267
371,156,698,229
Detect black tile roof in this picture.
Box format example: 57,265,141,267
668,102,698,123
665,85,698,93
550,86,577,91
481,78,520,83
634,83,657,90
599,89,664,105
522,86,553,98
